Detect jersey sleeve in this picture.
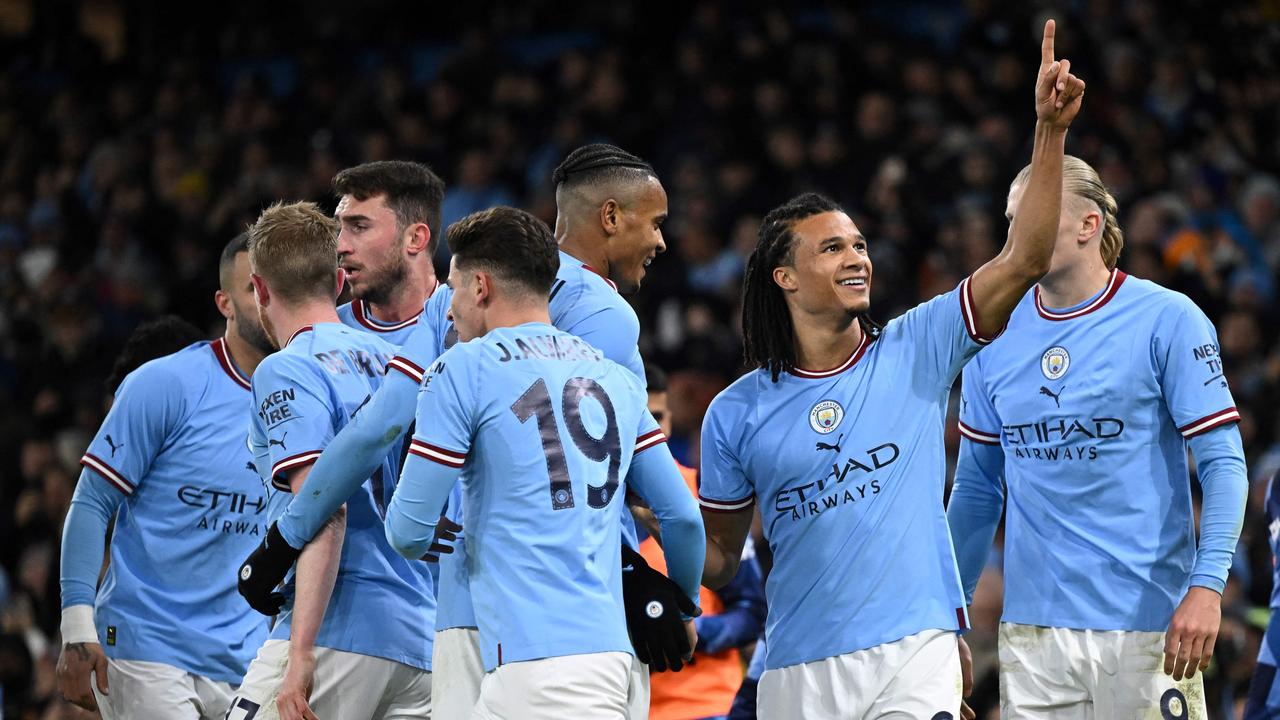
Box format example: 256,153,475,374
60,469,128,608
697,392,756,513
79,359,188,495
406,349,477,469
892,275,997,390
551,278,646,382
1154,298,1241,438
386,290,452,385
957,357,1002,446
251,354,336,492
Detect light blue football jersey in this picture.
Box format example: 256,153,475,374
387,251,648,632
404,323,665,670
76,339,280,684
251,323,433,670
956,270,1241,632
699,278,991,671
337,293,431,348
1259,474,1280,669
339,288,440,669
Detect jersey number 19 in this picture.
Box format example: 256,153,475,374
511,377,621,511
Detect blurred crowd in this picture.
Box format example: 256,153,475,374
0,0,1277,717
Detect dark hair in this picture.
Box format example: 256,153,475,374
742,192,881,381
447,207,559,297
552,143,656,191
644,362,668,394
218,233,249,291
333,161,446,256
106,315,205,394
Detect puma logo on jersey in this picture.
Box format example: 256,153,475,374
105,435,124,457
1039,385,1065,408
815,433,844,453
269,432,287,450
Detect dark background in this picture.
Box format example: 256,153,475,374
0,0,1276,717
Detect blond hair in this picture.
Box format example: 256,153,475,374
1013,155,1124,269
247,201,340,302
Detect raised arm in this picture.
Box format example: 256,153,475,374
968,19,1085,337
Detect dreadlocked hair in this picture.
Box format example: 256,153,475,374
552,143,655,190
743,192,882,382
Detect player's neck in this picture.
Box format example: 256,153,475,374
363,268,438,324
273,302,341,347
791,310,863,372
557,233,608,280
483,301,552,335
222,330,265,377
1037,261,1112,309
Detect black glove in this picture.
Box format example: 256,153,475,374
237,522,301,615
622,543,700,672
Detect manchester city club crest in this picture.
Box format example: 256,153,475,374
809,399,845,434
1041,346,1070,380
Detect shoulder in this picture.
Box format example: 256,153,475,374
1121,274,1209,324
707,371,764,424
425,285,453,313
429,339,486,378
256,347,324,387
550,261,591,308
118,341,213,399
355,329,398,357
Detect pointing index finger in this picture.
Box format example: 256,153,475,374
1041,19,1056,65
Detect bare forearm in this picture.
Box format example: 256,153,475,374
701,507,753,589
289,507,345,654
1006,122,1067,278
703,535,742,590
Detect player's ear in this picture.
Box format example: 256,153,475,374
404,222,430,256
600,199,620,237
474,271,491,306
1078,208,1101,246
214,289,233,320
334,268,347,299
772,265,798,292
250,273,270,308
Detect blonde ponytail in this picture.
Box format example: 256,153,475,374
1010,155,1123,269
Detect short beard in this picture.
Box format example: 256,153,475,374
356,253,409,307
235,298,277,354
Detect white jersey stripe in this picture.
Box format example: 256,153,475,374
1179,407,1241,438
81,453,135,495
698,494,755,513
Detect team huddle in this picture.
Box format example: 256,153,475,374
55,20,1258,720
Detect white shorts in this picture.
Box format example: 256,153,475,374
471,651,634,720
999,622,1207,719
757,629,961,720
229,639,431,720
91,658,233,720
433,627,484,720
434,628,648,720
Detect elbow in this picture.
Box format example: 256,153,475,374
703,551,740,591
383,517,428,560
704,567,736,592
1009,248,1052,284
326,503,347,528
